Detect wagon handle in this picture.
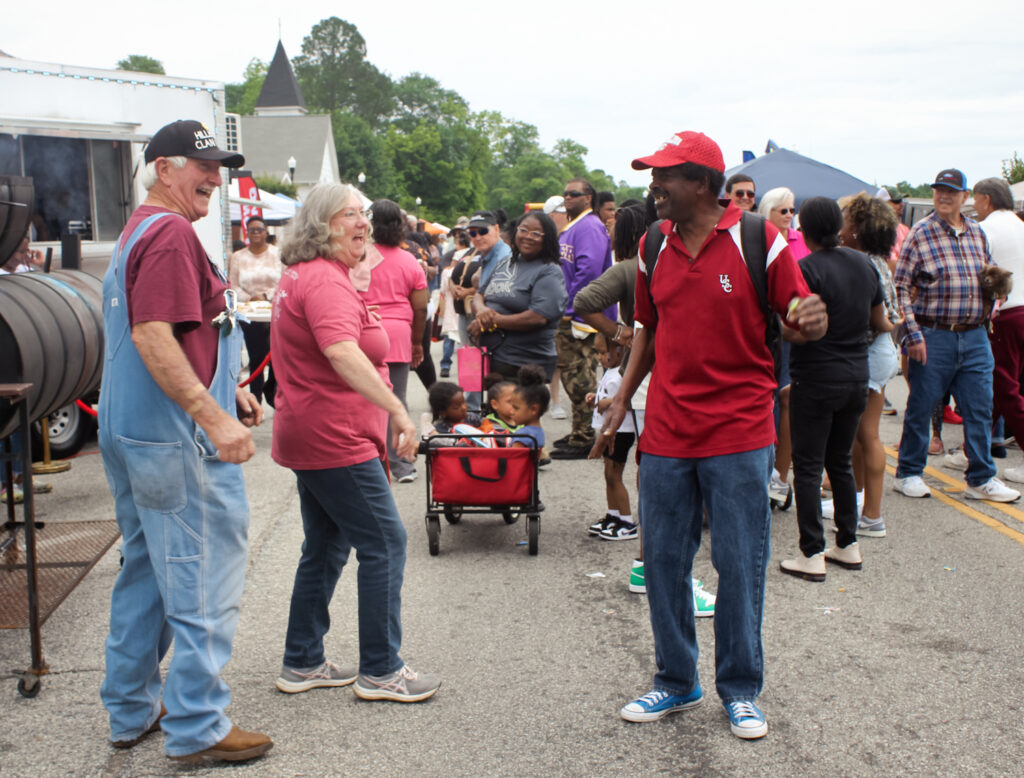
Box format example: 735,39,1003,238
459,457,507,482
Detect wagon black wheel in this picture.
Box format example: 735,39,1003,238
527,515,540,556
502,511,519,525
426,515,440,556
443,507,462,525
17,676,41,698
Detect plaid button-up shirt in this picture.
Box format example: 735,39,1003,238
893,211,992,345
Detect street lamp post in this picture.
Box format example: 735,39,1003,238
415,196,422,216
287,156,296,185
357,171,366,187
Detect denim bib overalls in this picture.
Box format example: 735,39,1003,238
98,212,250,756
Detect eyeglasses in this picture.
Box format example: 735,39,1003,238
338,208,369,221
732,190,755,199
248,227,267,234
777,208,797,215
563,190,586,199
516,226,544,239
468,228,490,238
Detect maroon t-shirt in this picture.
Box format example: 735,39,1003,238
122,206,227,387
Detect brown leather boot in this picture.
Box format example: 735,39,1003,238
170,725,273,763
111,704,167,749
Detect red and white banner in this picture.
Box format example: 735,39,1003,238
237,175,262,243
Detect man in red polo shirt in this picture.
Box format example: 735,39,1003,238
597,131,827,739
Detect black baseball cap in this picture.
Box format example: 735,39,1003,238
468,211,498,228
930,169,967,192
144,120,245,168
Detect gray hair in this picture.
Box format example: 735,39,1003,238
139,155,186,190
279,183,361,266
974,177,1014,212
758,187,795,217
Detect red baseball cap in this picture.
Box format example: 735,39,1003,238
631,131,725,172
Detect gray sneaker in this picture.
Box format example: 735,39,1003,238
353,664,441,703
276,659,357,693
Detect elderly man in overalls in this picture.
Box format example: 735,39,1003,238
98,120,272,763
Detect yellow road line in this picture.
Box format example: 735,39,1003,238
883,447,1024,545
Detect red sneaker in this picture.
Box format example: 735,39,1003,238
943,406,963,425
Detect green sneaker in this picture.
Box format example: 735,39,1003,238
629,560,645,593
693,579,715,618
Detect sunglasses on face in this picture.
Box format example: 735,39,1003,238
732,190,755,198
248,227,267,234
468,228,490,238
778,208,797,215
563,190,586,199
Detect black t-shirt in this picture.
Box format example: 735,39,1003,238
450,253,480,316
790,246,882,384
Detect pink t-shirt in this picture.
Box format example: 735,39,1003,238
359,244,427,363
270,257,392,470
787,227,811,261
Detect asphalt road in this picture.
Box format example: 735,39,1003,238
1,352,1022,777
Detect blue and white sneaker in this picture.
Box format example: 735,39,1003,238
619,686,703,722
724,700,768,739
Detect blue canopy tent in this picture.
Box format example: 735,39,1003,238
724,148,877,209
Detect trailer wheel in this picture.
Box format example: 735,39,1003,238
527,515,540,556
426,514,440,556
502,511,519,525
443,507,461,525
17,676,41,698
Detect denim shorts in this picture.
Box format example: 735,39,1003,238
867,333,899,393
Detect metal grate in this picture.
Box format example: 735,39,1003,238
0,520,120,629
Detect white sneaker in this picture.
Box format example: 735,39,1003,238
821,491,864,520
824,541,863,570
942,449,968,470
779,551,826,582
1003,465,1024,484
894,476,931,498
549,406,567,419
964,477,1020,503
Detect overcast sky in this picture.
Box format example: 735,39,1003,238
5,1,1021,190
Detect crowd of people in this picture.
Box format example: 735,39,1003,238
81,117,1024,762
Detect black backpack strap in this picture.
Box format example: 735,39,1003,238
642,219,667,319
739,211,770,321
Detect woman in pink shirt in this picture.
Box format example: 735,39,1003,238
270,183,440,703
363,199,429,483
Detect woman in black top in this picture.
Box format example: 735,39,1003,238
779,197,892,582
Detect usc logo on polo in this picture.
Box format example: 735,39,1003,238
719,274,733,293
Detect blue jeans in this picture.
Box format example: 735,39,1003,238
896,327,996,486
440,336,455,371
284,459,407,676
638,446,773,703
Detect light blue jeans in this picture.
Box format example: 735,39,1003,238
639,446,773,703
896,327,996,486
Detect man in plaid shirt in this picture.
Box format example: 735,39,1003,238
892,168,1020,502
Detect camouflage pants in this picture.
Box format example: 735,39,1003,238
555,320,599,445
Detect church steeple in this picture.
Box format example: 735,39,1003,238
254,41,307,116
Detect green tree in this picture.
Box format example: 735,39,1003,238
391,73,469,133
332,111,396,199
116,55,165,75
890,180,933,199
472,111,540,168
384,119,487,223
253,174,297,199
293,17,394,124
1002,152,1024,185
225,58,267,116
